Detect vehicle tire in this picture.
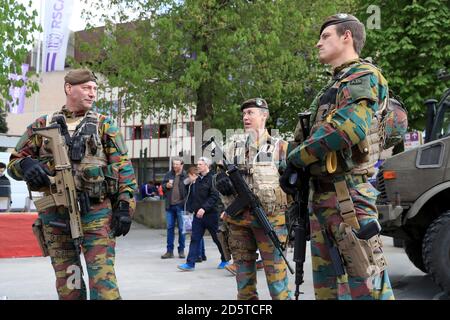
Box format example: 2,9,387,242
393,237,404,248
404,239,427,273
422,211,450,295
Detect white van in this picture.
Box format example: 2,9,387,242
0,152,37,211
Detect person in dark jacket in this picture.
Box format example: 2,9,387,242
183,166,207,262
140,181,159,200
0,162,11,211
177,157,228,271
161,157,187,259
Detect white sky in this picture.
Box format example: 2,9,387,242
69,0,87,31
27,0,96,31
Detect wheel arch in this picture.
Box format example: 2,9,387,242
404,182,450,223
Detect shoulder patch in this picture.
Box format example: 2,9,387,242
345,73,377,103
349,78,363,85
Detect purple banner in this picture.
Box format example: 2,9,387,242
8,63,29,114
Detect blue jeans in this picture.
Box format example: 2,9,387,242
165,204,185,253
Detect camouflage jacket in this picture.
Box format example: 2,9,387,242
8,107,137,211
288,59,388,170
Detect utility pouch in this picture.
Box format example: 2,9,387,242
353,138,370,163
78,191,91,215
70,135,86,162
336,222,387,278
76,166,106,202
255,184,277,214
217,225,231,262
32,218,49,257
102,164,119,195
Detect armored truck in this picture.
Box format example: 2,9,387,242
376,70,450,295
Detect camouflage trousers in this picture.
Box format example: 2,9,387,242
228,215,292,300
39,199,120,300
310,179,395,300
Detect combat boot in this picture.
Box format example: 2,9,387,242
225,263,237,276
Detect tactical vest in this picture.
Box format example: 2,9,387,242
39,110,117,202
309,61,386,177
230,134,288,214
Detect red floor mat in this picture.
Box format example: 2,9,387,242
0,212,43,258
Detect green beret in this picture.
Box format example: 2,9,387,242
64,69,97,85
319,13,360,36
240,98,269,111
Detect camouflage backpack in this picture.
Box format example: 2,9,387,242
378,91,408,150
292,90,408,152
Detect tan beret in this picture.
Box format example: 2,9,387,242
64,69,97,85
240,98,269,111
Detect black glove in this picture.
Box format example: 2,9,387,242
20,157,51,189
279,162,300,196
111,201,132,237
215,172,235,196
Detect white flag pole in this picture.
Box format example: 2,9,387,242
33,0,45,120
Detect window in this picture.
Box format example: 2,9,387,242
186,122,194,137
126,127,133,140
134,126,142,140
438,102,450,139
125,124,171,139
126,126,142,140
159,124,169,138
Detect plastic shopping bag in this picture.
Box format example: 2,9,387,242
182,211,193,234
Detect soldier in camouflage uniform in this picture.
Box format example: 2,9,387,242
8,69,137,300
284,14,394,300
215,98,292,300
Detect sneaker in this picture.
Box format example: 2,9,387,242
202,256,207,261
196,257,203,263
256,259,264,270
177,263,195,271
161,252,174,259
225,263,237,276
217,261,229,269
178,251,185,259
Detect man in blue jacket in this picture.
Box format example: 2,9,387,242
178,157,228,271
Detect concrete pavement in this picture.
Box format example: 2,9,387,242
0,221,448,300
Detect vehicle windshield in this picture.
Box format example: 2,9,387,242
434,88,450,139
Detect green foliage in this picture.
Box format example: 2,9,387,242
357,0,450,130
79,0,354,133
0,0,41,112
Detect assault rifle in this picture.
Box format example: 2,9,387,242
32,124,89,273
284,112,312,300
203,137,294,275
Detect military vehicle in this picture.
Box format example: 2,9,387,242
376,69,450,295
